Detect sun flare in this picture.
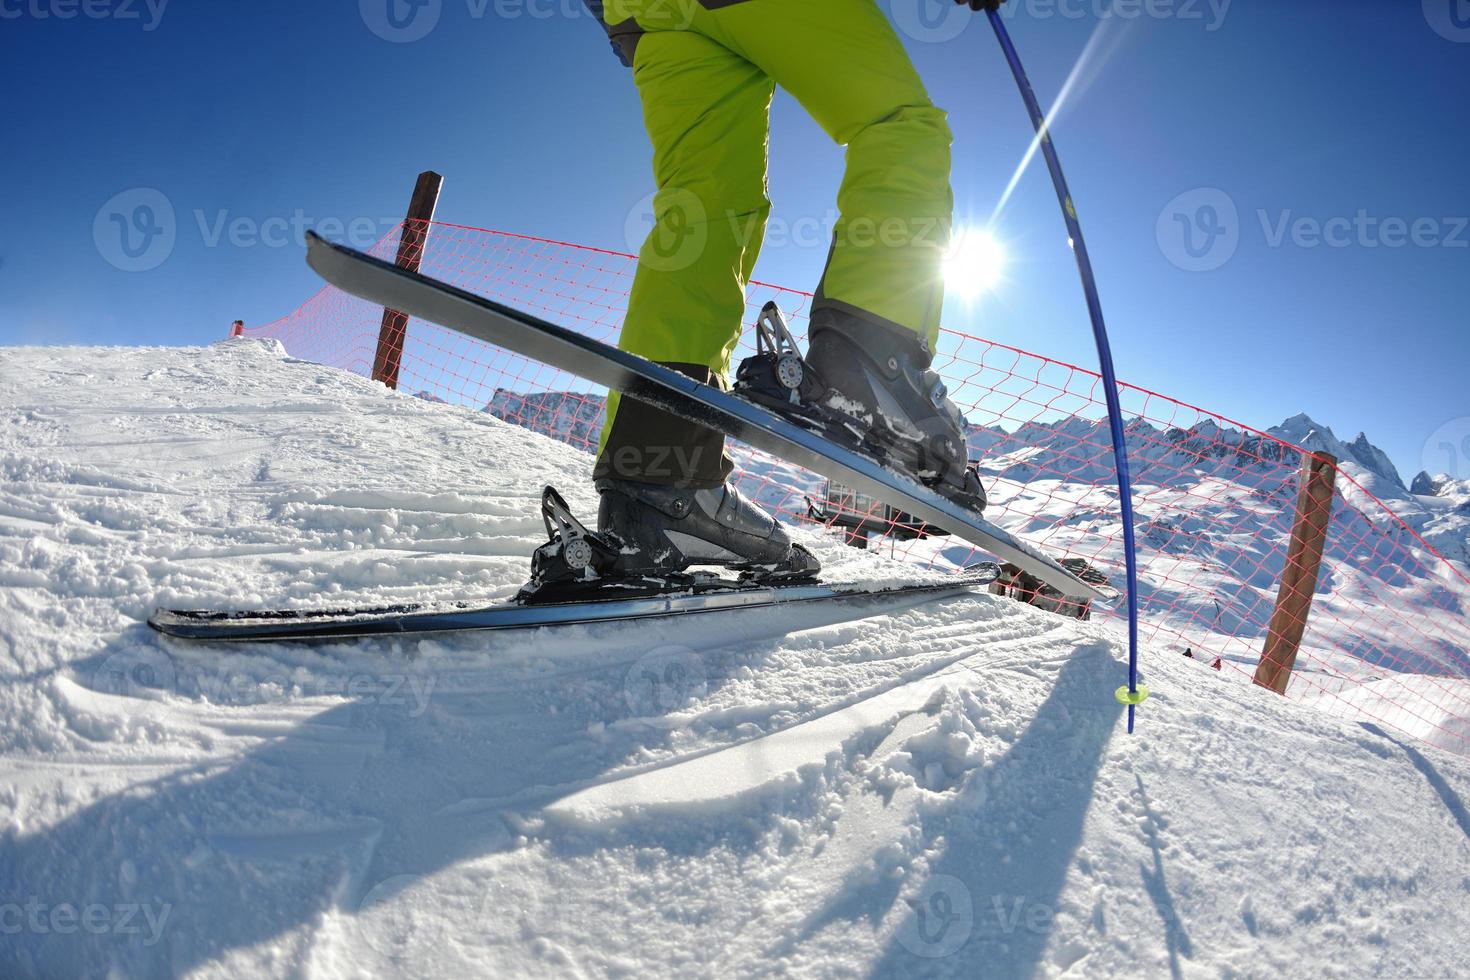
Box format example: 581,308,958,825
943,226,1006,298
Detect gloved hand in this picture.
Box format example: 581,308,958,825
954,0,1005,10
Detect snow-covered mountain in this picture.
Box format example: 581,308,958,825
476,392,1409,504
965,414,1302,489
1400,472,1470,571
1266,413,1408,495
485,389,605,449
475,388,1410,503
473,390,1470,587
1411,470,1470,503
964,411,1470,572
968,411,1407,498
3,340,1469,977
1254,419,1470,570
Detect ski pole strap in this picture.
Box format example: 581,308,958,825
1115,685,1150,707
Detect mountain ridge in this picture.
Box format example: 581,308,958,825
467,390,1470,571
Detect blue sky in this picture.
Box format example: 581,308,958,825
3,0,1467,481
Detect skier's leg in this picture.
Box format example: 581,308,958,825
588,22,817,579
695,1,976,496
594,27,775,490
699,0,953,347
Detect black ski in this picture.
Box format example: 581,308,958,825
147,569,999,642
303,233,1104,603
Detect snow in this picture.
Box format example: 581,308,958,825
3,340,1469,978
1302,674,1470,756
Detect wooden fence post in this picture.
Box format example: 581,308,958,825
372,170,444,389
1254,452,1338,695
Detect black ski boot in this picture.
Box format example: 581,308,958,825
734,303,986,513
525,485,819,602
596,478,820,581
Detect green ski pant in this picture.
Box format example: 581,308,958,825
595,0,954,488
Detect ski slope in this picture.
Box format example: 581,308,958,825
2,340,1469,978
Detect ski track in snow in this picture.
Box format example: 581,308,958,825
1,341,1468,978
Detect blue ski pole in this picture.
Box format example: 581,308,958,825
986,9,1147,731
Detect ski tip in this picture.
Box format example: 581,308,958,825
304,231,330,276
305,229,347,266
145,610,197,640
305,231,356,288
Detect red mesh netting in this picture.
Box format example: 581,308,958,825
250,220,1470,756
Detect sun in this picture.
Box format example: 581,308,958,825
943,226,1006,298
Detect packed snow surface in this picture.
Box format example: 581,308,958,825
2,341,1468,978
